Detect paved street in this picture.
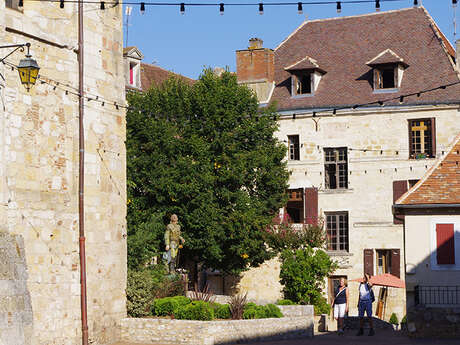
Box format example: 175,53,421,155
113,330,460,345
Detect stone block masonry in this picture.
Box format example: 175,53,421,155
121,313,314,345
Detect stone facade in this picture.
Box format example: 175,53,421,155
121,312,314,345
1,3,126,345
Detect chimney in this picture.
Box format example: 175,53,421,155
236,38,274,84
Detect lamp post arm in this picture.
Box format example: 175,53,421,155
0,43,30,64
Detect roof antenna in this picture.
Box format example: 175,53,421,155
125,6,133,48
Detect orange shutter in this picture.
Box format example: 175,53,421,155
436,224,455,265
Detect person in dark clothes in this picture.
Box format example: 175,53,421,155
332,277,349,335
357,274,375,336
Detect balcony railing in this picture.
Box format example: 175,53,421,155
415,286,460,306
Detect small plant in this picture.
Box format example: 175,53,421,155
153,296,191,316
213,303,231,319
276,299,296,305
266,304,283,318
389,313,399,325
176,301,214,321
243,303,283,319
229,293,247,320
190,282,216,303
401,315,407,324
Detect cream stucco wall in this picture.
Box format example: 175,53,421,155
1,3,126,345
275,105,460,321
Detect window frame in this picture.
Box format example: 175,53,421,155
291,71,314,97
326,211,349,252
408,118,436,159
376,249,392,275
5,0,22,11
373,64,398,92
287,135,300,161
324,147,348,190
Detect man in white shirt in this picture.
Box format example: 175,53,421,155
357,274,375,336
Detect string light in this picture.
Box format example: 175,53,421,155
60,0,64,8
337,1,342,13
259,3,264,15
454,0,458,9
18,0,23,6
413,0,418,6
100,1,105,9
180,2,185,15
376,0,380,11
220,3,224,15
140,2,145,14
298,2,303,15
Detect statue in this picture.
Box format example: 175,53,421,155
164,214,185,273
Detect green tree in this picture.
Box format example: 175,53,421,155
280,247,337,308
126,69,289,274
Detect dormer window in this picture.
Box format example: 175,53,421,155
366,49,408,92
129,62,139,87
123,46,144,90
285,56,326,98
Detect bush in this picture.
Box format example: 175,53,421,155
213,303,231,319
276,299,296,305
280,247,337,312
313,296,331,315
176,301,214,321
153,296,191,316
389,313,399,325
127,266,182,317
243,304,283,319
401,315,407,324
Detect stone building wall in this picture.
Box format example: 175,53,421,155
276,105,460,321
1,3,126,345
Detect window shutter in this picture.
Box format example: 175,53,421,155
436,224,455,265
392,181,408,224
130,66,134,85
390,249,401,278
430,117,436,158
304,187,318,225
364,249,374,276
393,67,398,88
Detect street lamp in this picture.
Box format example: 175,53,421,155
0,42,40,92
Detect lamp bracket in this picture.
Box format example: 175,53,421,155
0,43,30,64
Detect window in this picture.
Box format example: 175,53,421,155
292,72,312,95
409,118,436,159
286,188,303,223
129,62,139,87
376,250,391,275
324,147,348,189
408,179,419,189
374,66,396,89
6,0,21,9
288,135,300,160
436,224,455,265
326,212,349,252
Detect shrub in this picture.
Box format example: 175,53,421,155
243,304,283,319
176,301,214,321
313,296,331,315
190,282,215,303
153,296,191,316
214,304,231,319
266,304,283,318
276,299,296,305
401,315,407,324
280,247,337,311
389,313,399,325
127,265,182,317
229,293,247,320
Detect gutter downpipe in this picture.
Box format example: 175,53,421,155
78,1,89,345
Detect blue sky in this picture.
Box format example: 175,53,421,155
124,1,459,79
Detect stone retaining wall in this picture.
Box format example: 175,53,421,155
406,306,460,338
121,313,314,345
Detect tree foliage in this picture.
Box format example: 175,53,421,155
126,69,289,274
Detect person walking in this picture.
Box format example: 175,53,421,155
357,274,375,336
332,277,349,335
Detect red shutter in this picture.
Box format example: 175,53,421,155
393,181,408,224
430,117,436,158
304,187,318,225
391,249,401,278
408,120,413,158
130,65,134,85
364,249,374,276
436,224,455,265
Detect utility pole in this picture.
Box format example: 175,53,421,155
125,6,132,47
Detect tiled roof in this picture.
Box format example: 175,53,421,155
271,7,460,111
366,49,406,66
396,134,460,205
140,63,194,91
285,56,323,71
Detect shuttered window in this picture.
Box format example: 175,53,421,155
6,0,21,9
288,135,300,160
436,224,455,265
364,249,374,276
304,187,318,225
393,181,408,224
324,148,348,189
